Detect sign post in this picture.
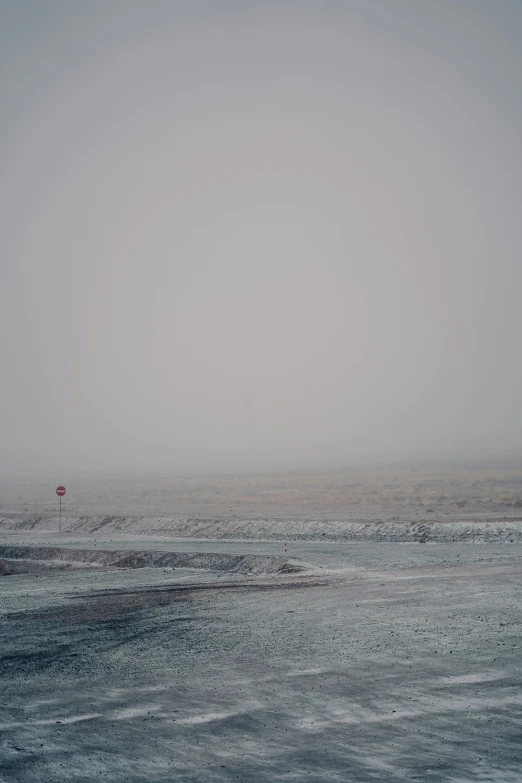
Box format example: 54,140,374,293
56,486,66,533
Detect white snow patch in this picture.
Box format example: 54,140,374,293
179,711,239,725
440,672,505,685
111,705,161,720
0,713,101,730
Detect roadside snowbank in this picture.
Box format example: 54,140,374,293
2,515,522,542
0,545,303,575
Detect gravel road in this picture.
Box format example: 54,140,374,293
1,537,521,781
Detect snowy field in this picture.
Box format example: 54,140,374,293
1,534,522,782
3,465,522,545
3,464,522,521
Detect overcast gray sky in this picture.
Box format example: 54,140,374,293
1,0,522,479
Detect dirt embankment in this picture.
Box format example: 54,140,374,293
0,545,304,576
2,514,522,541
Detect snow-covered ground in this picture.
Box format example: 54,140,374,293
3,464,522,522
3,514,522,542
4,465,522,543
1,534,521,781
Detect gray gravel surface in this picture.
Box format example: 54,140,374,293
1,539,521,781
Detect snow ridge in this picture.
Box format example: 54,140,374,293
1,515,522,542
0,545,301,575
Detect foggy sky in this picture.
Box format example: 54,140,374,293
1,0,522,479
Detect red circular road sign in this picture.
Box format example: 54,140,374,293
56,486,66,497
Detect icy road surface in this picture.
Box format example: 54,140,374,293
1,538,522,782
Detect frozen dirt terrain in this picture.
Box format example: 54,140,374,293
1,536,522,782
